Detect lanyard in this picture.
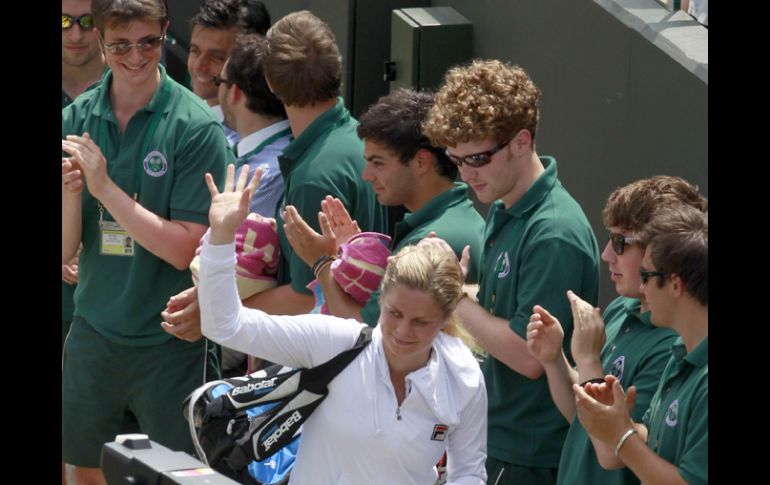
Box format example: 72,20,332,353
98,74,172,201
234,127,292,170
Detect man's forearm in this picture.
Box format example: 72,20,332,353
614,427,687,485
95,182,205,270
458,298,544,379
543,352,580,421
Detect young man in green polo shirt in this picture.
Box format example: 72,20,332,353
161,10,385,334
62,0,106,355
574,205,708,485
259,10,386,315
422,59,601,484
526,176,707,485
282,88,486,326
61,1,229,483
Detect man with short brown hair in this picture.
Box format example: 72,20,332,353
61,1,229,483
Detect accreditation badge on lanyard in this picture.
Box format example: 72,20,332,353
95,72,172,258
98,203,134,256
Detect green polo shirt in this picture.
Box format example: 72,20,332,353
62,78,103,321
359,182,485,326
642,337,708,485
557,297,677,485
276,98,386,294
62,65,229,346
479,157,600,468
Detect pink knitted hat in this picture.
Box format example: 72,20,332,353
190,213,279,298
330,232,391,306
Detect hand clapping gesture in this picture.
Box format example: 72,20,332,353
284,195,361,266
568,290,606,366
573,375,638,445
526,305,565,364
61,132,110,198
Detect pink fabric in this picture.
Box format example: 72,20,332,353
190,213,279,298
330,232,391,306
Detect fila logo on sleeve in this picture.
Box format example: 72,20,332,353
431,424,448,441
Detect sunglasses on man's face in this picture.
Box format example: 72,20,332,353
62,14,94,31
445,139,511,168
608,232,638,255
102,34,166,56
639,267,667,285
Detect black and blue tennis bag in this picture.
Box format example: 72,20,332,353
183,327,372,484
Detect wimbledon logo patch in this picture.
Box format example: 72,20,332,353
143,150,168,177
495,252,510,279
664,399,679,427
611,355,625,382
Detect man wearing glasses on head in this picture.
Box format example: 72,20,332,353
61,1,230,484
422,60,600,485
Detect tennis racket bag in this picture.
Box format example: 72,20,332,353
184,326,372,484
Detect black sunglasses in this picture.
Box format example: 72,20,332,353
445,139,511,168
213,75,234,88
608,232,638,255
639,267,667,285
62,13,94,30
102,33,166,56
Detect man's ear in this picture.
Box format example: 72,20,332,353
230,83,243,104
669,273,685,298
511,128,533,154
412,148,434,175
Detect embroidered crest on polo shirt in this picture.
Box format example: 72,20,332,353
495,252,510,278
431,424,448,441
143,150,168,177
664,399,679,427
611,355,625,382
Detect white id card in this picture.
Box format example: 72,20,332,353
99,220,135,256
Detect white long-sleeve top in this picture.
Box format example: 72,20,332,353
199,237,487,485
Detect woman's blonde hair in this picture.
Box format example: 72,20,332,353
380,244,475,348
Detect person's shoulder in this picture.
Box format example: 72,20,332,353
167,78,219,125
604,296,634,317
63,85,100,115
436,333,483,385
63,87,102,131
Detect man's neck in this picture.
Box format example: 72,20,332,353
236,112,285,139
61,54,106,99
284,98,337,138
672,300,708,353
501,150,545,209
205,97,217,107
110,67,161,116
405,176,455,213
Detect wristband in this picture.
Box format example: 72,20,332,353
311,254,335,276
614,428,638,457
314,259,334,278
